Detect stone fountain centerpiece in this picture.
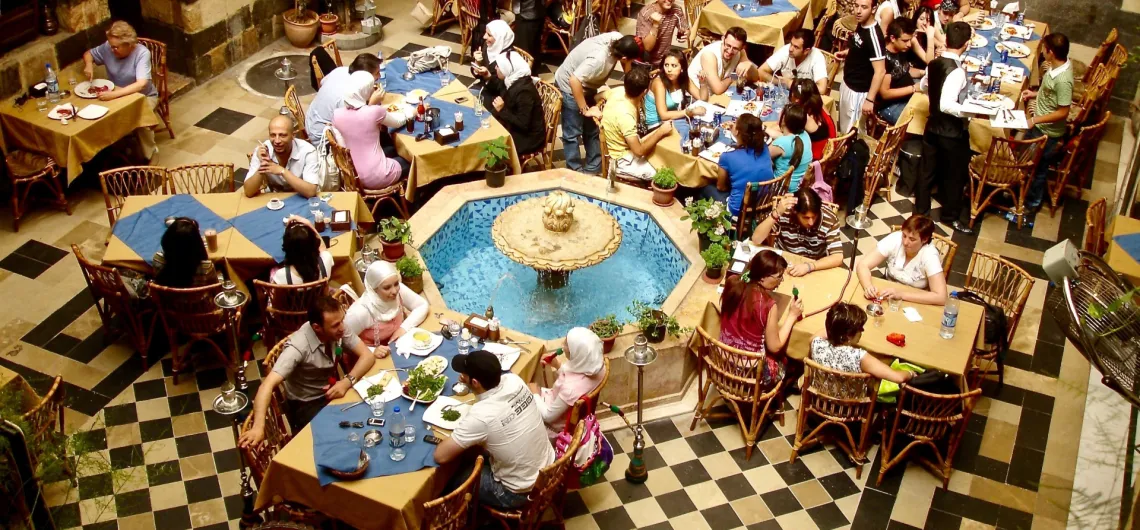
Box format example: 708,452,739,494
492,191,622,289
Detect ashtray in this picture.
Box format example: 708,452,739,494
453,382,470,396
363,429,383,448
865,303,884,317
328,450,370,480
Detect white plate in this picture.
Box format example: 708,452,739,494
77,104,108,120
417,355,448,376
973,93,1015,110
999,23,1032,40
47,104,79,121
267,199,285,211
401,375,448,404
997,41,1030,58
970,34,989,49
75,79,114,99
405,89,429,105
482,342,521,370
963,56,983,73
352,370,403,404
422,396,472,431
978,18,998,30
394,328,443,356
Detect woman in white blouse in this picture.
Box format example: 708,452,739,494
345,261,428,358
855,214,948,306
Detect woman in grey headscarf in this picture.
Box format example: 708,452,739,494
485,51,546,156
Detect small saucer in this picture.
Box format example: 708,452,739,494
267,199,285,211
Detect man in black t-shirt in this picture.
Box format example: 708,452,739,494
876,18,924,124
835,0,886,133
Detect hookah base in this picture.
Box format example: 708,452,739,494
624,450,649,484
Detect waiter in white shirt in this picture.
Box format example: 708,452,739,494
757,29,830,95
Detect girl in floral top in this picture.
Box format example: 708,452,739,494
811,302,914,383
720,250,803,389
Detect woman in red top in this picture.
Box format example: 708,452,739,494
719,250,804,390
791,80,836,160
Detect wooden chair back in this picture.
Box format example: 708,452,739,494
513,47,535,68
1084,28,1118,84
968,134,1046,228
322,39,343,68
567,357,610,427
1109,43,1128,69
889,225,957,273
241,390,292,486
137,38,173,139
21,375,66,450
861,117,909,211
819,130,855,185
423,456,483,530
167,163,235,194
735,165,793,238
326,128,361,192
879,384,981,487
531,80,563,171
284,84,309,140
1047,112,1110,217
820,49,842,89
518,422,584,529
963,251,1034,347
99,166,168,228
1071,64,1110,133
458,0,482,61
260,338,298,436
794,359,877,475
73,244,154,366
697,327,769,403
149,281,229,338
254,278,332,348
1085,197,1108,256
542,0,587,56
814,2,837,52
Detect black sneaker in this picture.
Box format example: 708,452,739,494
951,220,975,235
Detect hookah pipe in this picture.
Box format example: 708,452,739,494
603,401,649,483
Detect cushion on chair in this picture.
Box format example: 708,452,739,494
5,151,55,178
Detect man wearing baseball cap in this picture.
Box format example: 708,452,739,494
434,350,554,509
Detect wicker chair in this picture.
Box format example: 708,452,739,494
829,0,858,53
458,0,481,63
138,38,175,139
4,149,70,232
963,251,1034,389
167,163,235,194
255,278,331,348
819,130,856,187
1047,112,1110,217
483,422,585,529
21,376,74,484
326,129,409,219
429,0,458,35
422,456,483,530
690,327,786,460
284,85,309,141
684,0,718,52
331,286,357,311
260,338,300,438
512,47,535,69
888,225,957,273
864,111,891,142
966,135,1047,229
814,1,838,53
877,384,981,488
522,80,563,171
98,166,168,228
149,282,235,384
240,390,317,523
73,245,156,368
735,166,793,239
540,356,611,426
1066,64,1111,136
820,49,841,93
594,108,650,189
311,40,343,88
1073,28,1117,98
860,117,910,211
541,0,586,56
790,359,878,478
1084,197,1107,256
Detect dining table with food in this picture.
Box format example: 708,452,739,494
254,311,541,530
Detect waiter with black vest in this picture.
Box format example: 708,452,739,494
919,21,975,235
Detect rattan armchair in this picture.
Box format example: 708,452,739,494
284,85,309,141
98,166,168,229
521,80,563,172
138,38,175,139
860,117,909,211
254,278,331,348
541,0,586,56
966,135,1047,229
690,327,786,460
149,281,235,384
877,384,981,488
240,390,317,523
684,0,718,52
423,456,483,530
820,49,841,94
1073,28,1117,99
458,0,481,63
791,359,878,478
1084,197,1107,256
1047,112,1110,217
735,166,793,240
326,129,409,219
167,163,235,194
513,47,535,69
888,225,957,273
819,130,856,187
963,251,1033,389
261,338,300,438
4,149,70,232
483,422,585,529
73,245,156,368
22,376,74,485
429,0,458,35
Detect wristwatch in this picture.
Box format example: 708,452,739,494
346,374,357,385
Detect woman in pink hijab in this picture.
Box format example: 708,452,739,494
529,327,606,437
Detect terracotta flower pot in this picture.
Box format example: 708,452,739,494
283,9,319,48
651,182,677,207
402,273,424,294
320,14,339,35
599,334,617,353
380,239,405,261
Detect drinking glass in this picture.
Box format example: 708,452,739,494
474,98,485,118
37,98,48,112
889,296,901,312
448,320,461,337
481,116,491,129
347,432,360,446
370,400,385,418
68,77,77,90
439,70,451,88
404,425,416,443
458,337,470,355
309,197,321,219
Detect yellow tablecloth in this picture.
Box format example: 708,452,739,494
386,81,522,202
0,93,159,184
254,311,542,530
1106,216,1140,287
698,0,810,48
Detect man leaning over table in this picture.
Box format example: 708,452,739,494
434,350,555,510
245,115,321,198
239,296,376,448
1021,33,1073,211
306,53,382,150
750,188,845,276
758,29,830,96
82,21,160,161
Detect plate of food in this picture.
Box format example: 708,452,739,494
405,89,429,105
417,355,448,376
760,105,774,118
47,104,78,121
402,364,448,404
996,41,1030,58
978,18,998,30
394,328,443,355
969,34,989,49
75,79,114,99
963,56,983,73
353,370,403,403
422,396,472,430
976,92,1015,109
1000,23,1032,39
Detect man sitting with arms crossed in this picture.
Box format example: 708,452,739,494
758,29,831,95
245,115,321,198
239,296,376,447
434,350,555,509
689,26,758,99
750,187,845,276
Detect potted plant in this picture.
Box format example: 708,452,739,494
681,196,733,251
589,314,623,353
627,300,688,344
319,2,339,35
378,217,412,261
396,255,425,293
284,0,320,47
480,137,511,188
651,168,679,207
700,243,730,283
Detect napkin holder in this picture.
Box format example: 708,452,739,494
464,314,491,339
330,210,353,232
759,0,773,5
434,126,459,145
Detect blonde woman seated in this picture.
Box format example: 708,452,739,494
856,214,947,306
528,327,607,438
344,261,428,358
811,302,914,383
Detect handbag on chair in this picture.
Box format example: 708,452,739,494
553,397,612,488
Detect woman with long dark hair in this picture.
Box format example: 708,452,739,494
701,113,773,217
153,218,216,288
644,50,704,128
911,6,939,65
767,103,813,192
719,250,803,390
790,79,836,160
272,216,332,285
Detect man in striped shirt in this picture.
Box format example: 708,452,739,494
750,188,845,276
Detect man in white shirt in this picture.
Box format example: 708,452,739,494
434,351,555,509
245,115,321,198
918,21,974,234
688,26,758,99
758,29,830,95
305,53,382,149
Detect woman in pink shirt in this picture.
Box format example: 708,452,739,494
529,327,606,438
719,250,803,391
331,71,411,190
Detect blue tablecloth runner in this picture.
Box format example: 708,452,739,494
970,23,1041,70
394,98,481,146
674,85,787,150
310,401,438,487
111,195,232,265
1114,233,1140,263
228,194,355,264
382,58,449,97
718,0,798,18
391,336,469,394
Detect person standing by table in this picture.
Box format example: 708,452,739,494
758,29,831,95
245,115,321,198
835,0,887,133
508,0,544,59
305,53,382,150
331,71,410,190
1022,33,1073,210
82,21,160,161
856,214,948,305
435,351,555,510
487,51,547,158
750,188,845,275
877,18,924,125
688,27,757,99
636,0,690,68
555,33,643,174
600,67,674,181
917,21,974,234
239,297,377,444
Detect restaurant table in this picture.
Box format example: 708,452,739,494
697,0,810,48
1106,215,1140,287
0,92,159,184
254,310,541,530
381,59,522,202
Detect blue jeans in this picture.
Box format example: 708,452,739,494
1024,127,1064,207
478,463,529,509
560,89,601,174
877,99,908,125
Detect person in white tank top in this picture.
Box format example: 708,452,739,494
687,26,757,99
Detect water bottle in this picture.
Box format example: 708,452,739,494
45,64,60,104
940,292,960,339
389,406,407,461
458,328,471,354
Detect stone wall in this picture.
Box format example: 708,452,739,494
0,0,113,100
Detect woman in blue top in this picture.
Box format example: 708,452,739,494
644,51,704,128
700,114,773,217
768,103,813,192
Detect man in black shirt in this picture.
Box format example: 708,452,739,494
836,0,886,133
876,18,924,124
511,0,544,58
919,20,974,234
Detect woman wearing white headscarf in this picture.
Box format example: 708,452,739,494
344,261,429,358
528,327,607,437
472,20,515,81
486,51,546,156
331,71,410,190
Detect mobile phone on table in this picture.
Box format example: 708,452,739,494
423,435,442,445
367,418,385,427
321,235,331,247
455,96,469,104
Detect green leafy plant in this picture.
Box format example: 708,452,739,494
479,137,511,171
701,243,730,270
395,256,424,278
378,217,412,244
1087,286,1140,336
652,168,678,189
405,366,446,400
681,197,733,247
626,300,689,339
589,314,623,338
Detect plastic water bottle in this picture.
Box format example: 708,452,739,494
388,406,407,461
45,64,60,103
940,292,960,339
